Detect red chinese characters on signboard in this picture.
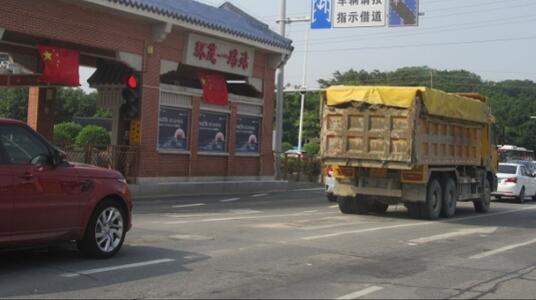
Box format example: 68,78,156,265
193,40,250,71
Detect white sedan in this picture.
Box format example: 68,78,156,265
493,163,536,203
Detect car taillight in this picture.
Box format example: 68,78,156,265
505,177,517,183
327,166,334,177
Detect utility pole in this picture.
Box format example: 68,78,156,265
297,24,311,152
274,0,310,178
274,0,286,180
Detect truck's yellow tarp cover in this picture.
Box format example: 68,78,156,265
326,86,492,124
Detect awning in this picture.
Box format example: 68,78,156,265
325,85,493,124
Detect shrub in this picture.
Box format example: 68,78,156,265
54,122,83,144
304,141,320,155
282,142,293,153
303,159,322,182
75,125,111,147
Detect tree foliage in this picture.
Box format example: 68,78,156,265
53,122,83,144
0,88,28,121
75,125,111,146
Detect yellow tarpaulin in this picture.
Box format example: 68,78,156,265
325,85,493,124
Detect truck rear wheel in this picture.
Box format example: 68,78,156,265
441,178,457,218
338,196,356,214
474,179,491,213
371,201,389,214
421,178,442,220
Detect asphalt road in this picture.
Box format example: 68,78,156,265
2,187,536,299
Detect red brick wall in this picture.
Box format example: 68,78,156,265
0,0,148,54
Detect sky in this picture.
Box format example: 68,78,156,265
81,0,536,92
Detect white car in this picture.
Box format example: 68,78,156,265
493,163,536,203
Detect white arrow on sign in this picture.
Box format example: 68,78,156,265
408,227,498,245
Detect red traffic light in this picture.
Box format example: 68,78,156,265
127,75,138,89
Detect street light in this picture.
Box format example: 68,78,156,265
274,0,310,178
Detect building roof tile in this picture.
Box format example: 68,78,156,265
109,0,293,51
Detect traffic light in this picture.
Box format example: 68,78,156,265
121,73,141,120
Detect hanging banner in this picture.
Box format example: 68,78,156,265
198,71,229,106
236,116,261,153
158,106,190,151
184,33,254,77
333,0,386,28
198,112,228,153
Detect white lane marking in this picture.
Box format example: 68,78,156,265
303,206,536,241
220,198,240,203
301,221,372,231
303,210,318,213
291,188,325,192
252,193,268,198
330,205,339,209
164,209,261,219
172,203,206,209
303,222,425,241
60,259,176,278
164,211,319,225
470,238,536,259
337,286,384,299
409,227,498,245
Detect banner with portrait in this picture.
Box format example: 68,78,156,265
198,112,228,152
158,106,189,151
236,116,261,153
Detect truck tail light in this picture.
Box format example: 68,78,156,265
505,177,517,183
326,166,334,177
334,166,355,178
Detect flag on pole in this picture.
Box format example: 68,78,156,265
198,71,228,106
37,45,80,86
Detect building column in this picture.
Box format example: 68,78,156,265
27,87,56,141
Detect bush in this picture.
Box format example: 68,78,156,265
282,142,293,153
304,141,320,155
54,122,83,144
75,125,111,147
303,159,322,182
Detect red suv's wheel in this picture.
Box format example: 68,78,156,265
78,199,127,259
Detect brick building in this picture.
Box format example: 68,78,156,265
0,0,293,185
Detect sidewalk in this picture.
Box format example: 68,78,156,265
129,179,323,200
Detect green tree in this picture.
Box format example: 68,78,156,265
53,122,83,144
76,125,111,146
56,88,98,123
0,88,28,121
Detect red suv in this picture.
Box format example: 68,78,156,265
0,118,132,258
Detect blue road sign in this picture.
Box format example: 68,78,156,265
389,0,419,27
311,0,332,29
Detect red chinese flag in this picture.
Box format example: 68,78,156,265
37,45,80,86
198,71,228,106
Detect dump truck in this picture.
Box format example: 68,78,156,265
320,86,498,220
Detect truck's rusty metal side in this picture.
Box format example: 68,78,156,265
321,101,416,170
321,93,488,170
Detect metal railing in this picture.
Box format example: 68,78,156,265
281,153,322,182
57,144,139,181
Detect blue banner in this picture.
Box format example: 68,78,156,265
198,112,228,153
158,106,189,151
236,116,261,153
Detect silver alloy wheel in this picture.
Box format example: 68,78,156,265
95,207,124,253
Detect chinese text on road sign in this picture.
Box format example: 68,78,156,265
333,0,386,28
